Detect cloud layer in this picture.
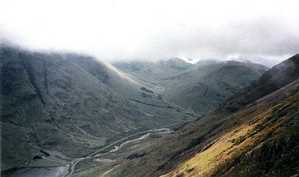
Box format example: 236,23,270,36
1,0,298,65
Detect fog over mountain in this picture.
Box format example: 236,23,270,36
1,0,299,65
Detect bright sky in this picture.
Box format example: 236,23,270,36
0,0,299,64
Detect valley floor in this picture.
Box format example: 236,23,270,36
3,128,173,177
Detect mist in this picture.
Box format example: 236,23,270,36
1,0,298,66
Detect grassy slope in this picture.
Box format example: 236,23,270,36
158,55,299,177
161,80,299,177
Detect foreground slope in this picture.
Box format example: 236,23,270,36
0,46,193,171
159,55,299,177
162,79,299,177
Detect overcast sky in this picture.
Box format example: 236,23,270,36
0,0,298,65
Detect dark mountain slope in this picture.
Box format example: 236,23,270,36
164,61,267,114
68,55,195,125
68,54,142,97
114,59,267,114
0,46,194,171
223,54,299,112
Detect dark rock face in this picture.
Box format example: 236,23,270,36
0,46,194,170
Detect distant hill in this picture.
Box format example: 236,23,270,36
113,58,193,80
162,61,267,114
114,59,267,114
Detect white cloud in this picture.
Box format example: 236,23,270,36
0,0,298,64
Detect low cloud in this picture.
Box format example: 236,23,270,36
133,18,299,65
1,0,298,66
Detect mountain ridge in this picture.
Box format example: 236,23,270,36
114,59,267,114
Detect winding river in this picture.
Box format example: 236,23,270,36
7,128,173,177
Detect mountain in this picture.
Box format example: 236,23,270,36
114,59,267,114
72,55,298,177
113,58,193,90
0,46,194,171
223,54,299,112
113,58,193,81
162,61,267,114
161,78,299,177
2,45,297,177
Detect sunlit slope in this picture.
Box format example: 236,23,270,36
161,80,299,177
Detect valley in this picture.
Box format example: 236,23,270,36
4,128,173,177
1,45,299,177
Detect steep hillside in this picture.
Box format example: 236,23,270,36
223,54,299,112
161,80,299,177
69,55,195,126
163,61,267,114
0,46,194,171
115,59,267,114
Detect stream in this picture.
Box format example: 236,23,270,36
7,128,173,177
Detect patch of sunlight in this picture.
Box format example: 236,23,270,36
161,103,289,177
